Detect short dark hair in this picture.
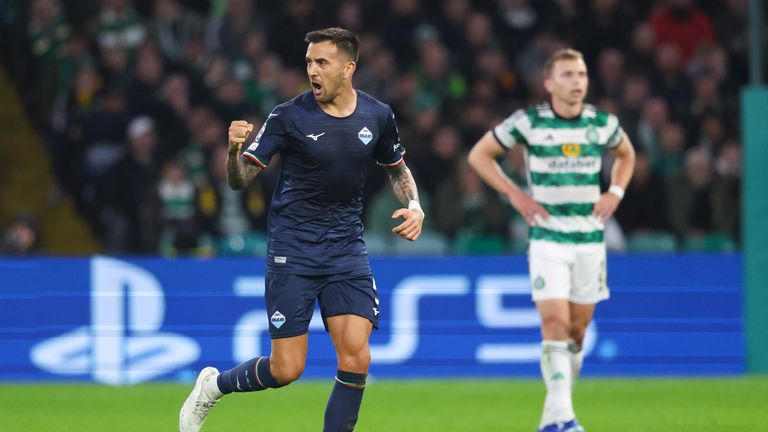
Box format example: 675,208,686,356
305,27,359,62
543,48,584,77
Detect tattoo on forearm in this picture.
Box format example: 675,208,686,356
386,164,419,206
226,153,261,189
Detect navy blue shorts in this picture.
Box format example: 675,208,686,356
265,271,380,339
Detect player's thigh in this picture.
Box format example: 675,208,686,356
326,314,373,357
269,333,309,374
528,240,572,302
318,273,379,331
570,244,609,304
265,272,321,339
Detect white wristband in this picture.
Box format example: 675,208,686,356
408,200,423,215
608,185,625,200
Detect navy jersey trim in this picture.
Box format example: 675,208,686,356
243,152,268,168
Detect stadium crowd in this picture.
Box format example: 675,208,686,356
1,0,752,255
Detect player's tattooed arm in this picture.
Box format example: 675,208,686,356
384,162,419,207
226,154,261,190
226,120,262,190
385,162,425,241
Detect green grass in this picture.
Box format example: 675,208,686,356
1,377,766,431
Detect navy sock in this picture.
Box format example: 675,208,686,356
216,356,282,394
323,370,367,432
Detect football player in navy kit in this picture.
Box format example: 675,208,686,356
180,27,425,432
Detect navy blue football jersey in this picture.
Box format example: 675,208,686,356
242,90,405,275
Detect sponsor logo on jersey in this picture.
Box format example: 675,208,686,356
306,132,326,141
561,143,581,158
358,127,373,145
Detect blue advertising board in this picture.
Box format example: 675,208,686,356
0,255,743,384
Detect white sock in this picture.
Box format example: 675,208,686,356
567,339,584,389
539,340,575,427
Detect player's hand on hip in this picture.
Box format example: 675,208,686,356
392,208,425,241
228,120,254,155
593,192,620,222
508,190,548,226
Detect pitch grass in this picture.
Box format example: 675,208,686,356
1,377,766,431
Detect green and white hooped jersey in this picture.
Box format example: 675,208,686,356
493,102,624,244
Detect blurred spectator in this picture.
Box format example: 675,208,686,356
433,157,508,242
625,21,656,75
667,147,737,243
1,214,41,255
650,0,716,62
615,152,669,234
414,125,462,195
97,0,147,52
151,0,205,62
4,0,748,254
619,74,651,142
197,146,269,238
413,39,467,111
99,115,160,253
636,97,669,157
653,122,687,179
651,43,691,122
157,158,204,255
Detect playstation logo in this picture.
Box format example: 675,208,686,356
30,257,199,385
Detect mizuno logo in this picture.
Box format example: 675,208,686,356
545,134,554,141
306,132,326,141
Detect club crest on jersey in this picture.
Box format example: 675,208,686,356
561,143,581,158
270,311,286,329
585,125,599,144
358,127,373,145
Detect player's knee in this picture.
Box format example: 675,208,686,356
569,325,587,345
269,359,305,384
338,350,371,373
541,317,570,340
569,318,591,343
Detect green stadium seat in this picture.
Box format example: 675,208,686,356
454,234,507,255
392,230,450,255
625,231,677,253
684,233,736,252
363,233,391,255
217,232,268,257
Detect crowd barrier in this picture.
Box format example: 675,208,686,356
0,254,742,384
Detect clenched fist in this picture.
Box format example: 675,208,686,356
228,120,254,155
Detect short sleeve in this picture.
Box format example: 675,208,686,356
373,108,406,167
606,114,624,150
492,109,529,149
242,107,288,168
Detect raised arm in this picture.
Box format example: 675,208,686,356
383,162,424,241
226,120,262,190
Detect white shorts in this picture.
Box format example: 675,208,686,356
528,240,609,304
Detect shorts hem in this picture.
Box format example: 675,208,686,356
269,329,309,339
323,312,379,330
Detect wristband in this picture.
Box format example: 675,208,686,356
408,200,423,215
608,185,625,200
